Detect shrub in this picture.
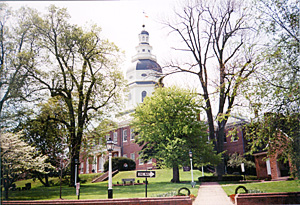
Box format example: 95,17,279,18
104,157,136,172
198,175,243,182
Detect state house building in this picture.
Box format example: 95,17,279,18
79,26,291,181
79,25,161,173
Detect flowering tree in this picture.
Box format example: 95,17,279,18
1,132,53,199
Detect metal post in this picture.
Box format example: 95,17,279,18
108,152,113,198
74,159,78,187
202,165,204,177
145,177,148,198
190,157,194,184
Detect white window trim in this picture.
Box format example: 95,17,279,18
113,132,118,143
123,129,127,142
130,153,135,161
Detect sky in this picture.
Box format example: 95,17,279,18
6,0,181,76
5,0,251,118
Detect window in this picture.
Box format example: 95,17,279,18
224,133,227,143
106,134,110,141
141,73,147,77
232,135,238,142
86,159,89,173
80,163,84,173
142,49,145,52
130,153,135,161
113,132,118,143
130,129,135,140
123,154,127,158
123,129,127,142
98,157,103,171
142,91,147,102
139,158,144,165
147,158,152,164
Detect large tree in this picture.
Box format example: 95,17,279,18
0,4,38,124
162,0,258,177
19,97,68,187
26,5,125,185
244,0,299,178
1,132,52,199
131,86,221,183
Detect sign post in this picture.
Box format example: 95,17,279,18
136,171,156,198
76,183,80,200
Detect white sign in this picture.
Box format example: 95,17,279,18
136,171,156,178
241,163,245,173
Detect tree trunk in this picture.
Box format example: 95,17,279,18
4,179,9,200
37,173,50,187
216,123,226,179
172,166,180,183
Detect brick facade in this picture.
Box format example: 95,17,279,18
223,125,247,155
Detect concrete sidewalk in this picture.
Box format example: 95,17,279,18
193,182,233,205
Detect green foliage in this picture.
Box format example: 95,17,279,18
131,86,221,180
0,4,38,127
245,113,300,178
16,97,69,186
103,157,136,172
227,153,256,169
17,4,125,185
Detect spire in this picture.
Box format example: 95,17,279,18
139,25,149,45
132,25,156,62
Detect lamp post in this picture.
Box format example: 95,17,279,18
106,137,114,199
74,159,78,187
189,151,196,188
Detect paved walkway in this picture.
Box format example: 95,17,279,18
193,182,233,205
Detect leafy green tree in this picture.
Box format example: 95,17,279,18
243,0,299,178
131,86,221,183
1,132,53,199
0,4,38,125
25,5,125,186
162,0,259,177
245,113,299,178
19,97,68,187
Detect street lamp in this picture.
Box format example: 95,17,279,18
189,151,196,188
106,137,114,199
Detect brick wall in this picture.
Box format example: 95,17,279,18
235,192,300,205
223,126,246,155
2,196,192,205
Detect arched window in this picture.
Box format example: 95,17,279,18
142,91,147,102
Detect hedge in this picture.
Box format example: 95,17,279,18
104,157,136,172
198,175,243,182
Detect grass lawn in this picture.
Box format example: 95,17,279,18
221,180,300,196
4,169,207,200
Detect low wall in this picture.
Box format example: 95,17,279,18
235,192,300,205
2,196,192,205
